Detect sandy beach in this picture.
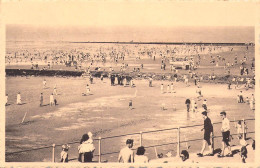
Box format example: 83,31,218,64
5,74,255,162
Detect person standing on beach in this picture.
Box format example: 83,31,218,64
129,100,133,110
111,74,115,86
43,79,47,89
17,92,22,105
239,91,244,103
118,139,134,163
202,99,207,111
53,84,58,95
86,84,90,95
197,111,213,157
50,93,55,106
149,77,153,87
250,94,255,110
185,98,191,112
196,86,202,98
170,83,174,93
174,74,177,82
89,75,93,84
114,75,117,85
167,84,170,93
184,75,189,86
161,84,164,94
219,111,232,157
40,93,43,107
228,81,231,90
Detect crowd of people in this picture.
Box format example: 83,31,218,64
5,43,255,164
58,110,253,163
6,43,254,79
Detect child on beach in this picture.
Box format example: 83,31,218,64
149,77,152,87
129,100,133,110
43,79,47,88
240,139,248,163
245,97,249,104
196,87,202,99
101,74,104,81
54,98,58,106
60,144,70,163
235,120,243,139
86,84,90,95
130,79,135,88
202,99,207,111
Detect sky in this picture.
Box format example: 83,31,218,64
2,1,258,27
2,1,258,42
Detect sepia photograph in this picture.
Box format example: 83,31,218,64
1,0,258,166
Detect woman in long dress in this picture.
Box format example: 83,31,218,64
50,93,54,106
17,92,22,105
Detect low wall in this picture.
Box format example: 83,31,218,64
5,69,254,85
5,69,84,77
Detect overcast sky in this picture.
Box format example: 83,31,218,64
2,1,258,27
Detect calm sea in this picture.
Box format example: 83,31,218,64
6,25,254,43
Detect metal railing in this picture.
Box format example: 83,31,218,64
6,118,254,162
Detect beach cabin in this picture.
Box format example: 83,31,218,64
170,56,194,70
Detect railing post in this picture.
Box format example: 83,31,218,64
98,137,101,163
212,123,214,152
242,118,245,140
177,127,180,157
52,144,55,162
140,131,143,146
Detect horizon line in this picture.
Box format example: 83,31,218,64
6,41,255,45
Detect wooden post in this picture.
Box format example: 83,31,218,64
154,147,158,158
52,144,55,162
177,127,180,157
212,123,214,152
21,111,27,124
140,131,143,146
242,118,245,140
98,137,101,163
